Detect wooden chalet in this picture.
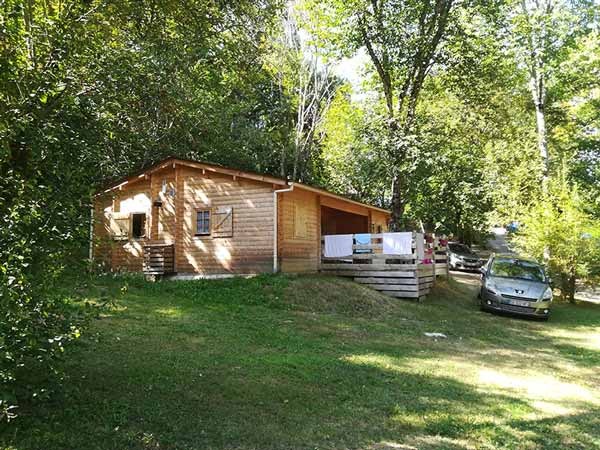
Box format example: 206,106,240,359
92,157,390,276
92,157,447,299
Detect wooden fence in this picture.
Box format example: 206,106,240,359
320,232,448,301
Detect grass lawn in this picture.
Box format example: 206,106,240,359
1,272,599,450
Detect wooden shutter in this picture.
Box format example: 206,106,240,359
293,201,309,239
110,212,130,240
212,207,233,238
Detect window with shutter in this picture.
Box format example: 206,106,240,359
110,213,130,240
212,207,233,238
196,209,211,235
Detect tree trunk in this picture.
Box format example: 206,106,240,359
535,101,549,178
390,174,406,231
521,0,550,181
280,145,286,178
567,270,577,304
358,0,455,231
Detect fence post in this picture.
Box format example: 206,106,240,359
432,235,437,285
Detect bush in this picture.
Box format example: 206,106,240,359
0,172,92,421
514,179,600,302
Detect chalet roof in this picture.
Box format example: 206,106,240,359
98,156,390,215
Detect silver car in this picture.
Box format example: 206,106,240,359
448,242,483,271
479,254,553,320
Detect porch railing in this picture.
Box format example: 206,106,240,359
319,232,447,300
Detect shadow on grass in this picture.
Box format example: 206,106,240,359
2,274,599,450
552,342,600,369
549,301,600,328
499,409,600,449
8,338,533,450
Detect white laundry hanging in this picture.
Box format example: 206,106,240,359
382,232,413,255
323,234,354,258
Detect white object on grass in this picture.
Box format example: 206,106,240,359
424,332,447,339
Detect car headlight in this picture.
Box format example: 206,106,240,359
542,287,553,301
485,279,498,295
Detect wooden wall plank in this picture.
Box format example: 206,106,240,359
178,170,274,274
278,188,320,273
94,165,275,275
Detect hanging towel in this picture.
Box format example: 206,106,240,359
354,233,372,254
382,232,413,255
324,234,354,258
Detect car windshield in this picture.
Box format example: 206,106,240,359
449,243,475,255
490,258,545,282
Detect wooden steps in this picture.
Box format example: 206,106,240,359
143,243,175,275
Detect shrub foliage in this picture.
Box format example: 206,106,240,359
514,179,600,302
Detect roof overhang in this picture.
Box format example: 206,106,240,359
95,156,390,215
290,182,390,215
96,157,287,195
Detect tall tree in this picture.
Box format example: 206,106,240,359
559,31,600,213
308,0,458,229
508,0,596,179
318,86,391,206
515,176,600,302
267,2,338,182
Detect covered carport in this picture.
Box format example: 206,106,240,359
319,196,387,236
321,205,369,235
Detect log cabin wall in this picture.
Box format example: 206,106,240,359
93,165,275,275
93,195,113,269
92,158,389,276
370,210,389,233
177,167,274,274
277,189,389,273
150,167,177,243
93,179,152,272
